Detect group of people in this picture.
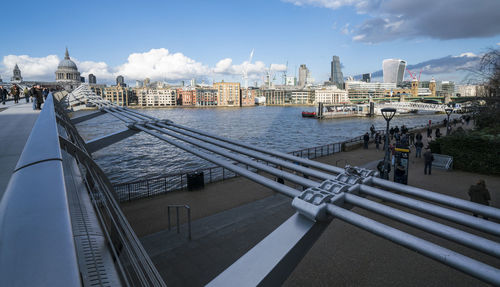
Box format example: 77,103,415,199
0,84,49,110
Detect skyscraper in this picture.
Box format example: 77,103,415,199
362,73,371,83
116,75,125,87
382,59,406,85
330,56,344,89
88,74,96,84
298,64,309,87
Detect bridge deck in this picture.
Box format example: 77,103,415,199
0,102,39,197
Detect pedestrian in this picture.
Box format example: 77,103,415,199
423,147,434,175
389,127,395,140
35,85,44,110
23,87,29,103
468,179,491,219
394,164,406,184
415,141,423,158
375,132,381,150
394,126,400,135
427,126,432,138
395,132,401,145
29,85,37,110
435,128,441,138
465,116,471,125
416,132,423,142
409,132,415,146
363,132,369,149
10,85,20,103
370,125,375,138
1,86,7,104
42,87,49,100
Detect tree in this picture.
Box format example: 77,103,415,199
478,48,500,97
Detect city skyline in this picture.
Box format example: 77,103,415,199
0,0,499,85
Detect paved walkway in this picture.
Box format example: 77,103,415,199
121,122,499,286
0,101,40,198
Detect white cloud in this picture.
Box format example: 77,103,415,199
1,48,287,84
116,48,210,81
453,52,477,58
2,54,60,81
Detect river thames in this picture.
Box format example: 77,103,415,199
76,106,457,184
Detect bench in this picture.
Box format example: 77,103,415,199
432,154,453,170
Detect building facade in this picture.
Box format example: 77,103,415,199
298,64,309,87
195,87,218,106
91,85,131,106
240,88,257,106
330,56,344,89
214,82,240,106
177,88,196,106
88,74,96,84
314,87,349,104
134,88,177,107
382,59,406,86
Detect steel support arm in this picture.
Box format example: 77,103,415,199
344,193,500,258
326,204,500,286
85,128,140,154
369,177,500,221
358,184,500,236
207,213,331,287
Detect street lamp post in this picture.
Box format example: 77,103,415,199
445,107,453,135
381,108,396,180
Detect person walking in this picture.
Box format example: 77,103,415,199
29,85,37,110
10,85,20,104
23,87,29,103
435,128,441,138
363,132,370,149
415,141,423,158
370,125,375,138
375,132,381,150
389,127,395,140
423,147,434,175
416,132,423,142
0,86,7,105
427,126,432,138
35,85,44,110
42,87,49,100
409,132,415,146
468,179,491,219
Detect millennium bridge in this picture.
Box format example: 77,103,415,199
0,84,499,286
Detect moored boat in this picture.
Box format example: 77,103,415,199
301,111,316,118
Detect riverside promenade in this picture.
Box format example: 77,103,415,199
0,101,39,197
121,123,500,286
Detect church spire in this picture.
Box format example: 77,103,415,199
65,47,70,60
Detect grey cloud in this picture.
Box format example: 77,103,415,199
283,0,500,42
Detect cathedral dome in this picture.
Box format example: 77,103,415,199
58,48,78,70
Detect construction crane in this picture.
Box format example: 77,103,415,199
242,49,254,89
282,61,288,85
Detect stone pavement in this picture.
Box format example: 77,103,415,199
0,101,40,198
121,122,500,286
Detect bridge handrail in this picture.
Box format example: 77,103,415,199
0,94,81,286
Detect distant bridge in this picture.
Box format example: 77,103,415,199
376,101,448,112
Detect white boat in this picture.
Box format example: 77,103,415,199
255,96,266,105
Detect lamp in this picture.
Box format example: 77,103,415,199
381,108,396,180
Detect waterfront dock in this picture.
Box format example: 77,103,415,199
121,123,500,287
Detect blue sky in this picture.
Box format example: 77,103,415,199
1,0,499,85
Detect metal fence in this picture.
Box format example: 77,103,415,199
112,123,446,202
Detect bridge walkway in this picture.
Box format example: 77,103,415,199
0,102,39,197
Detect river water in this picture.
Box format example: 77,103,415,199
75,106,456,184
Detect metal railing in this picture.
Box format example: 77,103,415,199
0,95,81,286
167,205,192,240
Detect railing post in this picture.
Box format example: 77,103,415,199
164,177,167,193
210,168,212,183
176,207,180,234
147,180,150,197
168,206,171,231
186,206,192,240
127,184,131,201
223,168,225,180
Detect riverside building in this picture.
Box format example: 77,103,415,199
214,81,240,106
55,48,82,90
314,86,350,104
134,87,177,107
382,59,406,86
